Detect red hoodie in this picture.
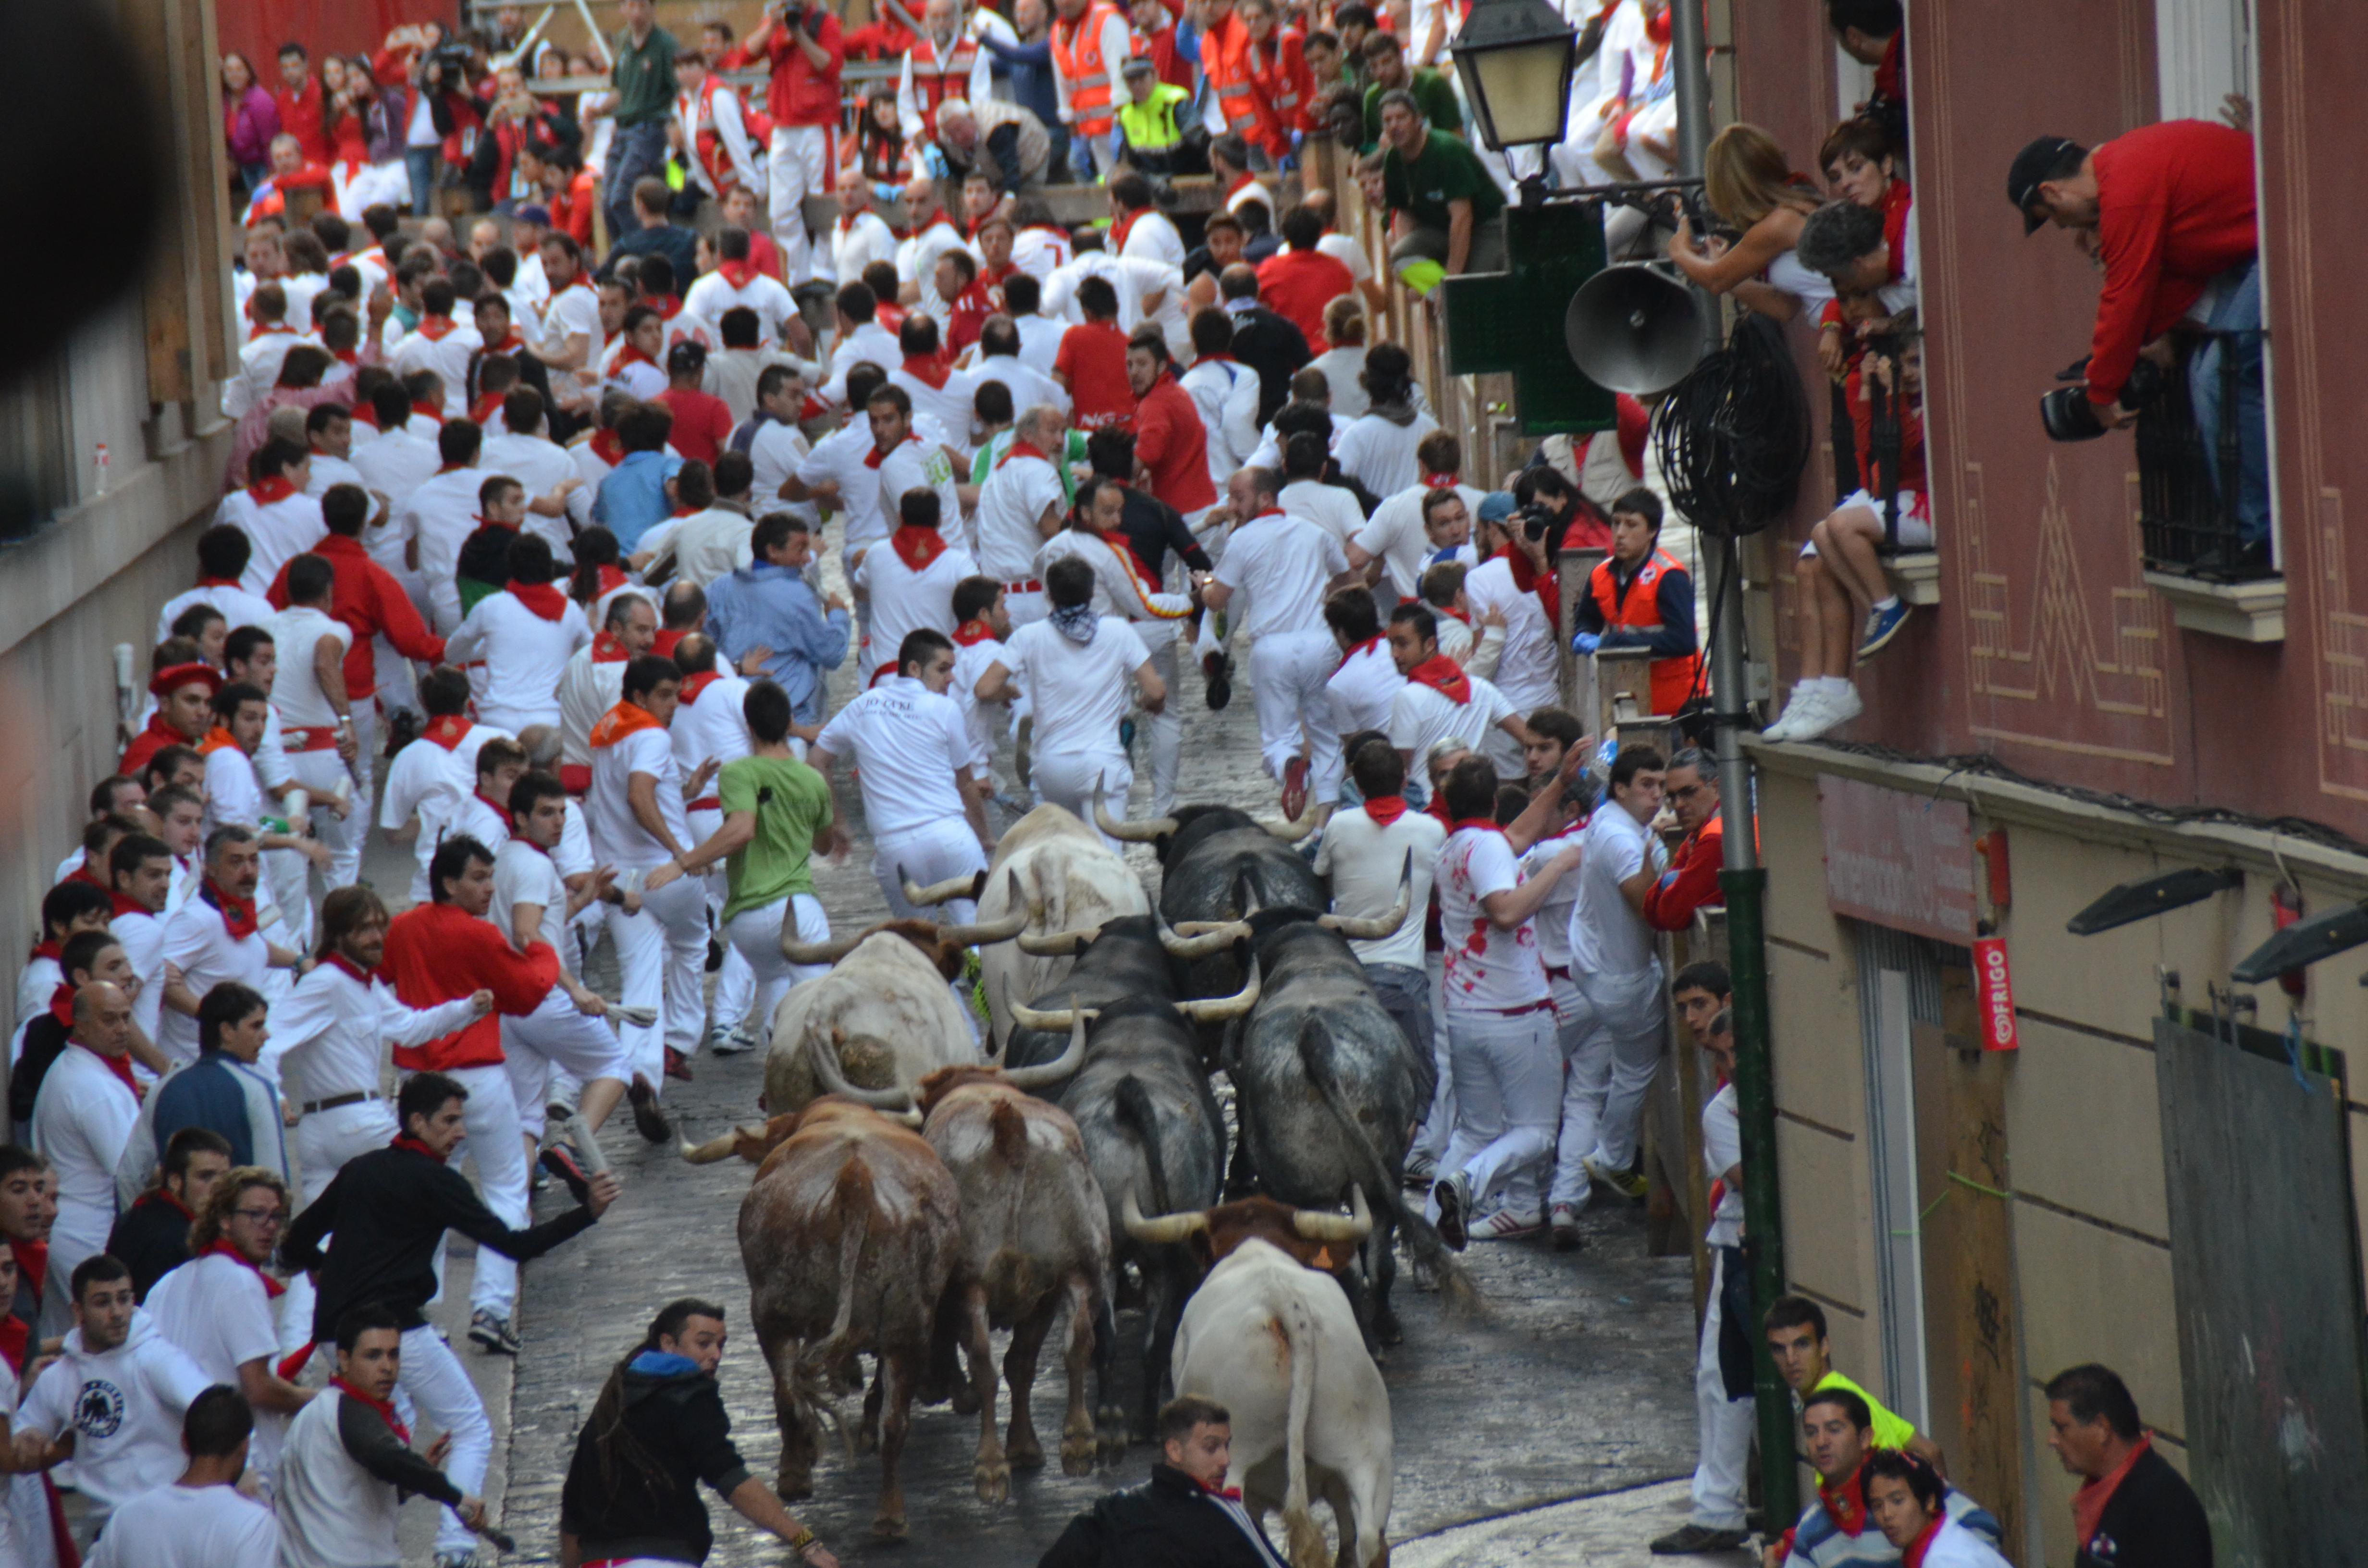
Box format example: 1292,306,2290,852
382,902,558,1071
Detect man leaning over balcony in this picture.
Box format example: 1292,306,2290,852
2009,120,2264,572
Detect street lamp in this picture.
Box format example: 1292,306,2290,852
1447,0,1579,150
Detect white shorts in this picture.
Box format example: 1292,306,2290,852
1800,488,1933,555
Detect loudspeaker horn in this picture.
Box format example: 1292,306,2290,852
1564,263,1705,395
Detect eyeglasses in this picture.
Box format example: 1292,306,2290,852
233,1208,287,1227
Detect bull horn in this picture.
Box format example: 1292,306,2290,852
1156,909,1252,959
1172,920,1241,937
1016,925,1101,957
678,1123,765,1164
1002,1004,1092,1090
939,870,1032,947
1291,1184,1374,1245
806,1030,913,1110
1006,991,1079,1032
901,865,989,907
1178,957,1261,1022
889,1107,926,1128
782,925,864,966
1260,795,1330,843
1318,851,1414,941
1121,1186,1209,1246
1094,781,1175,843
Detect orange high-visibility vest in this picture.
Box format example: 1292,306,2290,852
1201,10,1278,150
1244,25,1316,137
910,34,980,137
1589,548,1702,715
1052,2,1125,138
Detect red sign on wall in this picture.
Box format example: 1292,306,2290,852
1973,937,2018,1052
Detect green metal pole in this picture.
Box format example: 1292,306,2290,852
1719,861,1796,1528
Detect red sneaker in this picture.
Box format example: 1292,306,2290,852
664,1047,695,1082
1280,756,1309,821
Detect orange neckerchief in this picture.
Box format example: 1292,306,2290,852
589,699,664,749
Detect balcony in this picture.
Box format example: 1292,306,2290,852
2133,344,2284,642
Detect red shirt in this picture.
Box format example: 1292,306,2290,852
1131,373,1216,514
1255,247,1357,350
1643,816,1726,931
1133,22,1194,92
2085,121,2257,404
268,534,446,699
654,386,736,464
766,13,846,127
382,901,559,1072
274,78,333,165
1054,320,1138,430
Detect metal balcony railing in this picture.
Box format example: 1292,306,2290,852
2135,337,2267,582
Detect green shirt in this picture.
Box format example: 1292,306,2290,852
717,754,832,918
973,427,1092,507
1363,68,1464,147
610,25,679,127
1812,1370,1920,1454
1382,127,1505,233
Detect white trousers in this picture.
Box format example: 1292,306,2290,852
725,894,832,1047
1248,629,1342,799
1425,1007,1561,1224
690,807,755,1039
1034,750,1133,850
262,845,315,954
1550,968,1665,1211
503,990,632,1141
874,817,986,925
286,749,362,891
443,1063,530,1319
1142,637,1182,818
395,1323,492,1556
1689,1248,1754,1530
1005,588,1048,629
766,125,833,286
599,876,712,1076
371,636,420,717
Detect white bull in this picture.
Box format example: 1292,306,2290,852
1171,1238,1393,1568
760,897,1026,1115
903,804,1150,1051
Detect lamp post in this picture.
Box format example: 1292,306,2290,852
1446,0,1578,153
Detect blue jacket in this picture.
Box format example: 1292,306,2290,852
978,33,1061,127
593,449,684,551
707,562,852,723
116,1051,288,1208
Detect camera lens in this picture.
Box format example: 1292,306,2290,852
2039,385,2107,443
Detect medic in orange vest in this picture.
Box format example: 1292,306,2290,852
899,0,991,141
1053,0,1134,172
672,49,763,202
1196,0,1282,158
1572,485,1701,716
1237,0,1316,148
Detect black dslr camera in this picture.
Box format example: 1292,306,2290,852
2040,353,2166,442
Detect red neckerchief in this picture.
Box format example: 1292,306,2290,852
889,526,948,572
1194,1472,1246,1502
483,330,525,355
717,258,759,289
414,314,457,342
952,618,996,647
1900,1514,1944,1568
1817,1457,1871,1537
200,877,260,939
324,951,381,986
865,434,920,470
615,341,660,371
28,940,60,962
596,563,630,598
204,1238,286,1299
413,398,445,423
474,514,519,535
1111,207,1142,252
351,404,381,430
247,474,297,506
589,699,665,749
1225,172,1258,204
1405,652,1471,705
1363,795,1409,826
420,714,473,750
333,346,359,365
9,1239,47,1304
592,630,633,662
469,392,504,425
678,671,724,703
333,1377,412,1443
0,1317,23,1378
901,353,951,391
652,294,685,321
2073,1434,2152,1551
66,865,109,893
80,1041,143,1102
1437,604,1471,625
1334,634,1383,674
46,984,74,1029
651,629,686,660
998,438,1050,469
435,460,469,476
390,1133,446,1163
1449,816,1505,838
509,581,568,620
1496,542,1560,624
248,321,295,342
591,427,626,465
108,890,148,919
1420,470,1459,488
473,789,511,821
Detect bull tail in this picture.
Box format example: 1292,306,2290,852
1273,1281,1326,1568
1295,1016,1480,1317
1112,1073,1174,1220
798,1156,876,1455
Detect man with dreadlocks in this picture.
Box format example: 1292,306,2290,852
557,1297,841,1568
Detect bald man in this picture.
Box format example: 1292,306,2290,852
31,981,143,1315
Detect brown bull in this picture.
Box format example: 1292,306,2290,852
710,1097,962,1541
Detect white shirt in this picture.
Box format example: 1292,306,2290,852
1387,672,1516,769
1246,408,1350,473
1047,253,1187,355
897,218,969,302
1702,1081,1742,1246
1034,530,1192,624
482,431,590,556
1567,801,1665,981
797,422,892,552
268,960,479,1105
1314,805,1444,970
558,649,629,770
15,1313,210,1527
1307,342,1371,418
823,320,903,405
951,632,1009,775
588,719,691,870
347,430,440,572
145,1253,289,1475
1334,408,1441,500
379,723,511,900
832,211,901,289
396,467,485,605
974,447,1068,583
665,506,758,589
745,417,816,522
155,581,279,648
1212,510,1345,639
1279,478,1365,549
971,352,1070,419
266,605,353,730
276,1388,410,1568
1013,312,1066,378
1180,356,1262,488
539,279,604,367
442,589,593,732
872,438,967,556
226,328,302,420
1118,208,1187,270
112,905,169,1047
1327,636,1404,739
202,742,268,844
493,838,578,978
671,674,755,796
814,678,974,835
1522,824,1585,968
1354,479,1486,602
888,367,983,459
158,889,275,1064
31,1041,141,1233
998,616,1151,760
392,321,483,416
854,535,980,670
1463,553,1559,711
86,1479,278,1568
305,450,368,506
685,268,799,349
1436,824,1547,1013
217,487,329,597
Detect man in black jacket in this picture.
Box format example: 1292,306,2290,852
1038,1395,1289,1568
1215,266,1311,427
559,1297,839,1568
106,1126,232,1299
2046,1362,2212,1568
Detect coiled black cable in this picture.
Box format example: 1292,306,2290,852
1652,311,1810,538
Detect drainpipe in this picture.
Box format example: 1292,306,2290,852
1668,0,1798,1530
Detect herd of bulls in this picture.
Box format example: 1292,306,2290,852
674,801,1470,1565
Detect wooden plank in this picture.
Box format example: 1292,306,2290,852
123,0,194,406
188,0,238,390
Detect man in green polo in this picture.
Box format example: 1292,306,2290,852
1377,89,1505,284
605,0,678,243
1360,29,1461,148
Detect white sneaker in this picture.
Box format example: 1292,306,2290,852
1470,1209,1545,1241
1764,686,1829,742
1790,684,1862,741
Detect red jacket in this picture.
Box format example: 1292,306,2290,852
268,534,446,699
383,902,559,1071
766,13,846,128
1131,372,1216,514
275,78,333,164
2085,121,2256,405
1643,816,1725,931
1256,247,1356,350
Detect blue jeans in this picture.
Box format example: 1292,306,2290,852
404,146,439,215
1067,126,1109,183
605,121,670,242
2188,259,2269,547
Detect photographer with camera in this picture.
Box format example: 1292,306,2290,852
2009,120,2264,568
745,0,847,292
